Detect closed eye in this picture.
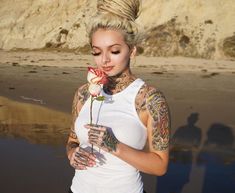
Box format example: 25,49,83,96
91,52,101,56
111,51,120,55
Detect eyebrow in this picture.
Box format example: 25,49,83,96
92,44,122,49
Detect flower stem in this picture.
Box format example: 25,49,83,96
90,97,94,154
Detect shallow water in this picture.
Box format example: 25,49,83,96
1,96,235,193
0,138,73,193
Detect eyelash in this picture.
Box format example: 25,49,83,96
111,51,120,54
91,52,101,56
91,51,120,56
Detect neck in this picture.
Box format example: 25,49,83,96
104,70,135,95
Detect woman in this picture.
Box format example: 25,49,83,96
66,0,170,193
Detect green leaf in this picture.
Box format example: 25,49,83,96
95,96,105,101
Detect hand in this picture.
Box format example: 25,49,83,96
85,124,119,152
69,146,96,170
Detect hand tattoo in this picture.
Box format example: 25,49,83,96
87,125,119,152
70,147,96,170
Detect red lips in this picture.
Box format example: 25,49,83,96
102,66,114,72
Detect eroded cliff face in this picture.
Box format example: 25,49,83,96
0,0,234,59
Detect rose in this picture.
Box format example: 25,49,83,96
87,67,108,97
87,67,107,153
87,67,108,85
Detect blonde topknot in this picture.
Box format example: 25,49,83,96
97,0,140,22
87,0,141,47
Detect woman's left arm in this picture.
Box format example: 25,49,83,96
114,87,170,176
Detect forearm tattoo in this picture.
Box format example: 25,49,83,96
102,130,119,152
146,88,170,151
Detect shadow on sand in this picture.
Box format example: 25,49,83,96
155,113,235,193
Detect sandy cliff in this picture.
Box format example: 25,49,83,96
0,0,234,59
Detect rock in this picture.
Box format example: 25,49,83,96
0,0,234,59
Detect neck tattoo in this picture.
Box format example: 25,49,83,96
103,72,135,95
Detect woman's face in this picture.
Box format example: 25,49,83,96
91,28,135,77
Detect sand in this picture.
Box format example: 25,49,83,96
1,49,235,133
1,49,235,144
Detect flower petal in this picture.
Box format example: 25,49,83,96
88,84,102,97
87,67,108,84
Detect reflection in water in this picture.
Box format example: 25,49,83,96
157,113,202,193
0,138,73,193
156,113,235,193
0,96,73,193
197,123,235,193
0,96,71,145
1,98,235,193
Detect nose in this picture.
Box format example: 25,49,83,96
102,52,110,65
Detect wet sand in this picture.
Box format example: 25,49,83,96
0,50,235,193
1,50,235,131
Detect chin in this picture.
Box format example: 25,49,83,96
105,71,117,77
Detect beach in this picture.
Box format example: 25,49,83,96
0,50,235,193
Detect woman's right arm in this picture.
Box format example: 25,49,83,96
66,84,89,161
66,84,96,169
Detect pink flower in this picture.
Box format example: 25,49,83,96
87,67,108,85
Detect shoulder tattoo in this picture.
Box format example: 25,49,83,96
146,87,170,151
135,84,148,113
70,84,90,139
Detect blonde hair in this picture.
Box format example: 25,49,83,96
87,0,141,48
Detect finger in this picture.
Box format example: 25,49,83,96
70,156,86,170
70,147,96,169
75,153,92,167
78,147,96,161
88,134,104,145
88,130,101,138
88,128,106,139
73,162,87,170
89,140,110,153
75,150,96,166
89,129,101,135
89,138,103,147
85,124,106,132
88,133,102,142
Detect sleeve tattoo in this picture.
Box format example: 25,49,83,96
146,88,170,151
67,84,89,152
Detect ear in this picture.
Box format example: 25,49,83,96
130,46,137,59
